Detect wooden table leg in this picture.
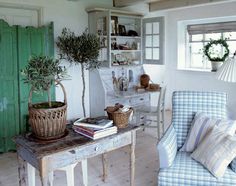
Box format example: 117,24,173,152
130,130,136,186
39,160,53,186
41,174,53,186
102,153,108,182
81,159,88,186
18,155,27,186
27,162,35,186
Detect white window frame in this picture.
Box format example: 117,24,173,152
177,16,236,71
143,17,164,65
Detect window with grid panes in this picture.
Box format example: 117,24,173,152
187,21,236,70
143,17,164,64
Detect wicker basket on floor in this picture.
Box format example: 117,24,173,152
105,106,133,128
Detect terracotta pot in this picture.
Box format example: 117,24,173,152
140,74,150,88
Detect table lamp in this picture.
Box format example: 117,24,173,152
216,52,236,82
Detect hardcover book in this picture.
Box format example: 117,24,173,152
73,125,117,140
73,117,113,129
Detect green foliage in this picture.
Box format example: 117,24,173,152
56,28,100,69
203,38,229,62
22,55,67,92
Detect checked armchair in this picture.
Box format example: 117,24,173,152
157,91,236,186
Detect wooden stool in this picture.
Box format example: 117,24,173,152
26,160,88,186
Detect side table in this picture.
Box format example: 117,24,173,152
14,125,140,186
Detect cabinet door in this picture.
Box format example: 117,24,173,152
142,17,164,65
89,11,110,67
0,20,19,151
18,23,55,133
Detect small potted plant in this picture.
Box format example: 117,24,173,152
203,38,229,72
22,55,68,140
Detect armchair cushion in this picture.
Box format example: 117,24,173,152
180,112,236,152
157,125,177,168
191,126,236,178
158,152,236,186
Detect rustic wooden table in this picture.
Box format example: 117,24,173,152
14,125,139,186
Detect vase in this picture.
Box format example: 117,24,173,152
211,61,223,72
140,74,150,88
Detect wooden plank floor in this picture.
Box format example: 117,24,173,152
0,112,171,186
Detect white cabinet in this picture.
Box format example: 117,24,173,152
89,66,150,118
87,8,164,119
87,8,143,67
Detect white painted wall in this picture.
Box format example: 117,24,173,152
149,1,236,119
3,0,236,120
0,0,115,120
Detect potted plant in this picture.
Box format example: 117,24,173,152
22,55,68,140
56,28,100,117
203,38,229,72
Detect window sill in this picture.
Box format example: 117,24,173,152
177,68,216,73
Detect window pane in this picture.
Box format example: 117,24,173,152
224,32,236,40
191,34,203,41
153,35,159,47
145,48,152,59
227,41,236,55
153,22,159,34
205,33,221,40
145,36,152,47
146,23,152,34
191,54,204,68
206,60,211,69
153,48,159,60
190,43,203,54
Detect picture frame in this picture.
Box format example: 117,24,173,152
111,16,118,35
118,25,126,36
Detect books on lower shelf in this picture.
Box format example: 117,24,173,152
73,117,113,129
73,125,117,140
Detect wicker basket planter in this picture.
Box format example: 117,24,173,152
28,81,67,140
105,106,133,129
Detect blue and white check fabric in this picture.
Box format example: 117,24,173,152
231,158,236,173
172,91,227,149
158,152,236,186
158,91,236,186
157,125,177,168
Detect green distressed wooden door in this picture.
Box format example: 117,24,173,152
0,20,19,152
18,23,55,134
0,20,54,152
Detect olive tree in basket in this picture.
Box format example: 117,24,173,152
22,55,68,140
56,28,100,117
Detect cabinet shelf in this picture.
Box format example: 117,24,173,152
111,36,141,39
111,50,141,53
88,8,143,67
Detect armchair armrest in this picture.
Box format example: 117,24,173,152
230,158,236,173
157,125,177,168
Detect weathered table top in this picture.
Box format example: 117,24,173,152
14,124,139,159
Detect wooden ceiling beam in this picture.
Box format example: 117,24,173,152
113,0,147,7
149,0,232,12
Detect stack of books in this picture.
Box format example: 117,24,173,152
73,117,117,140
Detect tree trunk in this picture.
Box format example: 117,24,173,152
47,88,52,108
81,63,86,117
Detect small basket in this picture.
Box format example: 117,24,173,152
105,107,133,129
